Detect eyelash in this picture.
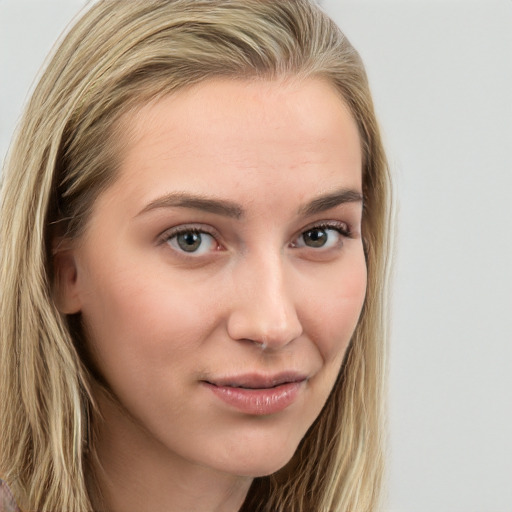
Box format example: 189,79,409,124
158,221,353,256
299,221,352,240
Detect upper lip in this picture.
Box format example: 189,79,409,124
205,372,308,389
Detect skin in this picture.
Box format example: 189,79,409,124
56,77,366,512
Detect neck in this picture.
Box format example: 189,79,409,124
89,390,252,512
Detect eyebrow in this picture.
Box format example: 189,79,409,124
298,188,363,216
138,192,243,219
137,187,363,219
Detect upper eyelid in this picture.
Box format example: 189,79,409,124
296,220,351,236
307,220,349,230
158,223,219,242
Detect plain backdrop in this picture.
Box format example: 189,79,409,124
1,1,511,511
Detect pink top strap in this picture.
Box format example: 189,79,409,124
0,480,20,512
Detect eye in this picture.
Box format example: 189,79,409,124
292,223,349,250
165,229,218,255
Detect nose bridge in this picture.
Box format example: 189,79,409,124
227,249,303,348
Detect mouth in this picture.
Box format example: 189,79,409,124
204,372,308,390
202,372,308,415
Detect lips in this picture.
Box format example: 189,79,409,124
203,372,307,415
207,372,307,389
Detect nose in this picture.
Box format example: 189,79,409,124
226,253,303,350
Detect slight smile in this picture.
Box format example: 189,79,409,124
203,373,308,415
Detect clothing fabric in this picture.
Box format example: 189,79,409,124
0,480,20,512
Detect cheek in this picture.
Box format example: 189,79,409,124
76,253,216,379
301,253,367,364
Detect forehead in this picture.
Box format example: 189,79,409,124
122,77,359,151
100,77,362,217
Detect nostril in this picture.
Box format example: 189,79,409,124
227,312,303,350
250,339,268,351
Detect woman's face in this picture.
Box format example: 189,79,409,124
58,78,366,478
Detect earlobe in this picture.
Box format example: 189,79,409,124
52,242,82,314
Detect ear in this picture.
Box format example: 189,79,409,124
52,239,82,314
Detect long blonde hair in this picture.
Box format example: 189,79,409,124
0,1,392,510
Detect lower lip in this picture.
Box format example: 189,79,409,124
204,381,303,415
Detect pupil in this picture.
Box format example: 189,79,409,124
177,232,202,252
304,228,327,247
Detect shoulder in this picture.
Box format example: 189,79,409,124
0,480,20,512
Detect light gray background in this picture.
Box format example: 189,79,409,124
1,1,511,511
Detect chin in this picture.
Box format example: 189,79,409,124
218,442,299,478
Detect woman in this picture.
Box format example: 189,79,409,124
0,1,392,511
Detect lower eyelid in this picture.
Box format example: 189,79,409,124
290,227,345,250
